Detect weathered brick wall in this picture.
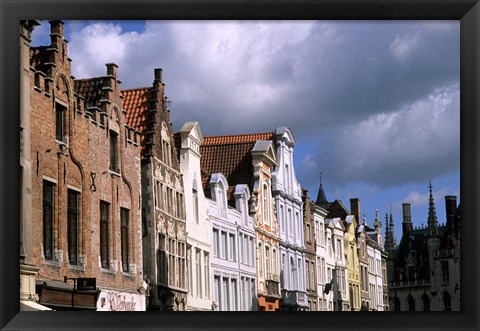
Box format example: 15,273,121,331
30,21,143,296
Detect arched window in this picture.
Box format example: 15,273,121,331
422,294,430,311
218,181,226,217
443,292,451,311
393,297,401,311
265,246,270,275
407,295,415,311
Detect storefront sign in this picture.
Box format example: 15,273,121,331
97,289,145,311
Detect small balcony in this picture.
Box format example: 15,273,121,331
266,280,281,298
389,279,430,289
281,290,307,306
433,248,454,259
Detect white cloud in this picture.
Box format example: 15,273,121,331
389,33,419,60
314,84,459,187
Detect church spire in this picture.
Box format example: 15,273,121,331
315,172,329,205
385,205,397,252
427,181,440,236
389,204,396,248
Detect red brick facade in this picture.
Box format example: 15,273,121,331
29,21,144,310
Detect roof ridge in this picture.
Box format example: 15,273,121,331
121,87,151,92
204,131,273,139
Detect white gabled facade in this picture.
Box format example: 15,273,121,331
272,127,308,311
325,217,349,311
311,203,329,311
208,173,257,311
177,122,213,311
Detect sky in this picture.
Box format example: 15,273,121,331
31,20,460,243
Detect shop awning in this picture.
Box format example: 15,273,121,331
20,300,53,311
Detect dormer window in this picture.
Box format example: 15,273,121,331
218,181,226,218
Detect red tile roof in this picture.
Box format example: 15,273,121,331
122,87,153,155
203,132,274,146
122,87,151,134
200,132,275,194
74,78,106,107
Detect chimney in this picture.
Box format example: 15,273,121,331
445,195,457,233
350,198,360,227
106,63,119,79
49,20,65,48
154,68,163,83
402,203,413,236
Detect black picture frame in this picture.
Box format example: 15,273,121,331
1,0,478,330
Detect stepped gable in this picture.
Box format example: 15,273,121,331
122,87,152,154
29,46,50,73
200,132,275,201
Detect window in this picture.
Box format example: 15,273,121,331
67,190,79,265
263,183,269,225
258,243,263,277
214,276,220,309
121,208,129,272
100,201,110,268
43,181,55,260
204,253,209,298
176,192,183,218
221,232,227,259
155,181,163,209
193,188,199,223
272,249,277,275
196,249,202,297
336,239,342,260
213,229,220,257
223,278,229,311
229,233,236,261
187,246,192,292
168,238,176,286
249,237,254,267
443,292,451,311
350,246,355,268
231,279,237,311
218,183,226,217
306,224,311,243
422,294,430,311
407,295,415,311
265,246,270,275
158,234,167,284
55,103,66,142
442,261,450,283
109,131,118,172
311,261,315,289
306,262,310,290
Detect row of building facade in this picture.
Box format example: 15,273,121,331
19,20,460,312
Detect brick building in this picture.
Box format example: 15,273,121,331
123,69,188,311
27,20,145,311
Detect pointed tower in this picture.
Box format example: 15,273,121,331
384,212,391,250
427,181,440,237
315,172,329,205
389,205,396,250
